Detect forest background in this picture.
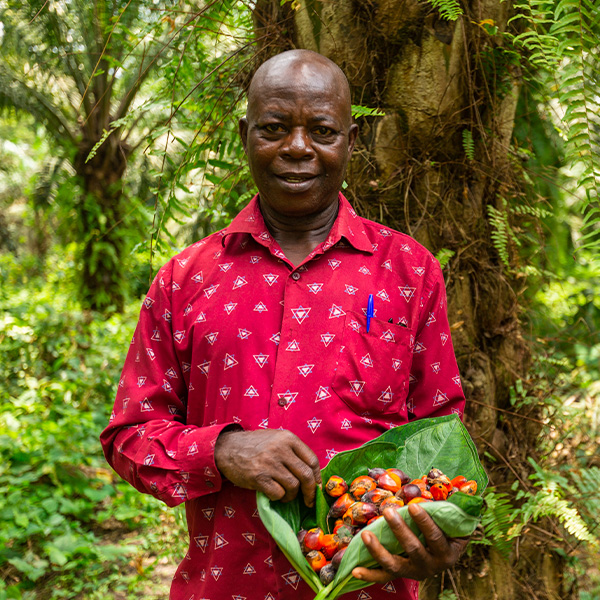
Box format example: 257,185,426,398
0,0,599,599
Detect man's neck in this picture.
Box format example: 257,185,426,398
259,199,339,266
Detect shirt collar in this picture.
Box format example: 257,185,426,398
222,193,373,254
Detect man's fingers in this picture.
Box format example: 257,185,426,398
215,429,321,505
283,452,319,506
285,437,321,506
407,504,450,554
381,507,431,570
291,438,322,484
254,475,287,502
352,565,395,584
352,530,408,583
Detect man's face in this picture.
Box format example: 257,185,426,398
240,60,358,220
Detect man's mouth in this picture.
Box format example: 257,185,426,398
277,173,317,184
283,176,311,183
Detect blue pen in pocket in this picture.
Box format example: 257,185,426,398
366,294,374,333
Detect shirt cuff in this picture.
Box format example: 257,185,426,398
176,422,244,501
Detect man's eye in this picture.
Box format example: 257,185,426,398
264,124,285,133
314,126,333,136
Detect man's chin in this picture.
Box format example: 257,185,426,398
258,195,339,222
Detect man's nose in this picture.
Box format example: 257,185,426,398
282,127,315,158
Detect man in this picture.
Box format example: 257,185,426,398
101,49,467,599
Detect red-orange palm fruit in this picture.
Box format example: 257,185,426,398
459,480,478,495
380,496,404,511
408,497,432,504
306,550,327,572
427,468,445,481
321,534,340,559
333,525,354,547
349,476,377,500
430,483,448,501
331,546,348,570
421,489,434,500
410,478,428,493
303,528,325,552
328,493,355,519
377,472,402,494
361,488,393,506
325,475,349,497
333,519,345,534
438,475,454,492
398,483,422,503
386,468,411,485
297,529,308,553
367,515,383,525
368,467,387,481
319,562,336,585
451,475,467,489
343,501,378,526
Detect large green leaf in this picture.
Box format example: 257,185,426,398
257,415,488,600
256,492,321,593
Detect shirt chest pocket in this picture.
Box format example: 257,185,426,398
331,311,413,416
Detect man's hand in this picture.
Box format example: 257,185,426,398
214,429,322,507
352,503,469,582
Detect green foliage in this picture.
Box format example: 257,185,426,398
427,0,463,21
487,202,518,267
144,1,256,259
438,592,459,600
515,477,597,548
351,105,386,118
480,491,515,558
0,0,177,311
462,129,475,161
435,248,456,269
510,0,600,252
0,253,184,597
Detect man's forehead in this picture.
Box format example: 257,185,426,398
253,59,343,94
247,51,351,119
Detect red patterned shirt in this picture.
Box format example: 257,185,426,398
101,194,465,600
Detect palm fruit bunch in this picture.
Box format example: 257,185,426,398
299,467,477,584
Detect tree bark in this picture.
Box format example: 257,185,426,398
73,132,131,313
252,1,568,597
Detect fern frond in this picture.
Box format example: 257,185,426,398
438,591,459,600
435,248,455,268
512,0,600,251
481,491,516,558
512,204,553,219
525,484,599,548
427,0,463,21
462,129,475,160
487,205,512,267
351,105,385,118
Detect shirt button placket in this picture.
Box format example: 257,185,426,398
270,271,302,428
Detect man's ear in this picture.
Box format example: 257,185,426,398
347,123,359,157
239,117,249,153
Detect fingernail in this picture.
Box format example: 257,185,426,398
384,507,399,520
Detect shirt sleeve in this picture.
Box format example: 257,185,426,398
100,259,240,507
406,257,465,421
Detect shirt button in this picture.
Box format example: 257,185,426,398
292,272,300,281
205,480,215,488
278,398,287,406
